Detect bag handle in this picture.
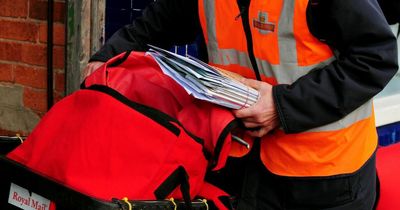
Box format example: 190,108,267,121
107,51,132,68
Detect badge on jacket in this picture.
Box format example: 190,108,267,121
253,11,275,34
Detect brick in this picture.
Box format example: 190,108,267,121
0,63,14,82
53,46,65,68
29,0,65,23
1,42,64,68
0,0,28,18
0,19,38,42
23,87,47,112
39,23,65,45
20,43,47,66
53,2,66,23
29,0,47,20
0,42,49,66
55,72,65,92
0,41,22,62
14,65,47,89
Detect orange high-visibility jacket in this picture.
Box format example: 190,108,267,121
198,0,377,177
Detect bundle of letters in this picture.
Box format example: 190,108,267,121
147,45,259,109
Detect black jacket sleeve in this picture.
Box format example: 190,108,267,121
273,0,398,133
378,0,400,24
90,0,201,62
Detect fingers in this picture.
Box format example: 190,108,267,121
242,121,261,129
240,78,262,90
233,105,257,118
239,114,268,126
241,116,280,137
246,121,279,137
247,126,272,137
241,117,277,129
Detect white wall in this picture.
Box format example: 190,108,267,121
374,23,400,126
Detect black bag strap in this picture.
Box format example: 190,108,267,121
154,166,193,210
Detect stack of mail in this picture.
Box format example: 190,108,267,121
147,45,259,109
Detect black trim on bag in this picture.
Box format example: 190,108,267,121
80,78,87,89
85,85,182,137
181,126,204,146
108,51,132,67
210,120,239,169
154,166,192,209
174,125,210,160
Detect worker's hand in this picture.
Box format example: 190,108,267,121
81,61,104,80
232,78,279,137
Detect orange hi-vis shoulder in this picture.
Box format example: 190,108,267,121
198,0,377,177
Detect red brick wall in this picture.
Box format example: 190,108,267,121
0,0,65,135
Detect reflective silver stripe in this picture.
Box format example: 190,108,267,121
308,101,373,132
203,0,253,71
207,47,253,70
256,57,336,84
203,0,218,54
277,0,297,65
272,0,307,84
207,47,335,84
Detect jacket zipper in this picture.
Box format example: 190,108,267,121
236,0,262,81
